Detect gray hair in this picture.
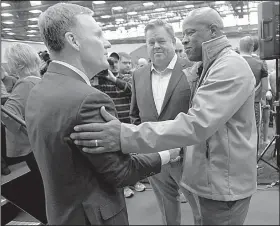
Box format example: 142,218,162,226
144,19,176,42
239,36,254,53
4,43,41,78
38,3,93,53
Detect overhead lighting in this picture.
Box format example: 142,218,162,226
101,15,111,18
140,15,149,20
3,28,12,30
28,18,39,21
112,6,123,10
127,11,137,15
30,1,41,6
7,32,15,35
28,24,38,27
29,9,42,14
1,13,13,17
92,1,105,4
185,5,194,8
27,34,36,37
143,2,154,7
1,3,11,7
176,1,184,2
115,18,125,22
154,8,166,12
2,21,14,24
27,30,37,33
215,1,225,5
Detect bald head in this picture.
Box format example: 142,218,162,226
239,36,254,54
183,7,224,31
175,37,184,57
138,58,148,68
181,7,224,61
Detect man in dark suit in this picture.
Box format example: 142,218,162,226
130,19,192,225
25,3,179,225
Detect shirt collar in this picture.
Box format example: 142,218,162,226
151,54,177,73
52,60,91,86
240,53,252,57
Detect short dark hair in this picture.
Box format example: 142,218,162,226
118,52,131,61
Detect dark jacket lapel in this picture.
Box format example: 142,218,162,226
159,58,184,117
47,62,88,85
144,64,159,118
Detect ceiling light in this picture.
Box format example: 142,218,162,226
140,15,149,20
185,5,194,8
1,13,13,17
28,18,39,21
143,2,154,7
27,30,37,33
29,9,42,13
112,6,123,10
1,3,11,7
154,8,166,12
215,1,225,5
28,24,38,27
116,18,125,22
127,11,137,15
2,21,14,24
92,1,105,4
30,1,41,6
3,28,12,30
27,34,36,37
176,1,184,2
7,32,15,35
101,15,111,18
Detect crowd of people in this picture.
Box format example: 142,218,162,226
0,2,278,225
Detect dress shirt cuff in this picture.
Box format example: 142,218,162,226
158,150,170,165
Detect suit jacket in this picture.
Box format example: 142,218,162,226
2,76,41,157
25,62,162,225
130,57,191,125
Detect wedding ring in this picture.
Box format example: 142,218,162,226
95,140,98,147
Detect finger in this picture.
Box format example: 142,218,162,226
74,139,104,147
82,147,107,154
100,106,118,121
74,123,105,132
70,132,103,140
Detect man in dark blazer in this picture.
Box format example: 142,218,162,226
129,20,192,225
25,3,178,225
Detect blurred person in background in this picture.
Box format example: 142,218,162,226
39,50,52,76
239,36,269,148
137,58,148,68
118,52,133,75
1,66,17,93
92,52,146,198
1,43,46,223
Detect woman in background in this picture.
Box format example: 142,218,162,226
1,43,47,224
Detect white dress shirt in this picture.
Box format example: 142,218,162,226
151,54,177,114
52,60,91,86
150,54,178,165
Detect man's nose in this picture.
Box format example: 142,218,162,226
154,42,160,48
182,36,189,46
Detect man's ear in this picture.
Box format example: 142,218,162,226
65,32,80,51
209,24,219,38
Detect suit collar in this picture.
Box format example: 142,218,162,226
159,57,184,117
47,62,89,85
